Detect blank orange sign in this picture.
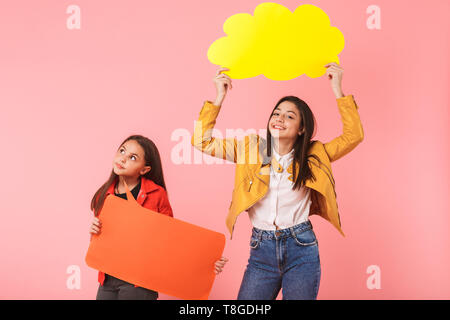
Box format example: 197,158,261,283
85,182,226,300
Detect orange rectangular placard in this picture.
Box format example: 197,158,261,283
85,182,226,300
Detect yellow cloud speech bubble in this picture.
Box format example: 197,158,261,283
207,2,345,80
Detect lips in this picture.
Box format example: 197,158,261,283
115,163,125,169
272,124,286,130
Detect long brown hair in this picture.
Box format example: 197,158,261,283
266,96,321,190
90,135,168,216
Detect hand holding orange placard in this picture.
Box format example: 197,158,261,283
85,181,226,300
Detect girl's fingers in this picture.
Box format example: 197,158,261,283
216,77,229,84
325,62,340,68
217,73,231,79
217,73,232,80
326,66,340,73
327,68,343,76
215,259,226,268
217,74,232,82
216,67,230,76
218,76,232,84
216,79,232,90
326,68,341,78
217,257,228,264
325,64,342,71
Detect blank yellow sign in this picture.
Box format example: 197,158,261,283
207,3,345,80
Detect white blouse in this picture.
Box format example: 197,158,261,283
247,148,312,230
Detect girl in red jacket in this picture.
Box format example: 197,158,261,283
89,134,228,300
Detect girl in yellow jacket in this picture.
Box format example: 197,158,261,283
192,63,364,300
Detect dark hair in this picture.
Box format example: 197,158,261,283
90,135,167,216
266,96,320,190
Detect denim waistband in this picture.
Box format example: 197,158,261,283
252,220,313,240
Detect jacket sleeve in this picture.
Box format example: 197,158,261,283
323,95,364,162
191,101,241,163
158,189,174,217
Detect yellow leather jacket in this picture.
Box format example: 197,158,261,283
191,94,364,239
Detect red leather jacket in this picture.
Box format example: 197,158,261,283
96,176,173,287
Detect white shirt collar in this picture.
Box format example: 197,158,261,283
272,148,295,164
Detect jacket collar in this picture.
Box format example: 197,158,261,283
256,137,317,179
106,176,160,196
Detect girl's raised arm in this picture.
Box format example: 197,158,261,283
191,68,242,163
322,63,364,162
323,95,364,162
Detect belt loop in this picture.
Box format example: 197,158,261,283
289,226,296,239
258,229,263,242
253,227,262,241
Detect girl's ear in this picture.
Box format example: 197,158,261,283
141,165,151,175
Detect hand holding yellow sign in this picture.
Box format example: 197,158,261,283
207,2,345,80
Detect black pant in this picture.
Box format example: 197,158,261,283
96,274,158,300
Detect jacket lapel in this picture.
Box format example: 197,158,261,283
106,177,160,206
137,177,161,205
251,135,271,184
250,138,330,193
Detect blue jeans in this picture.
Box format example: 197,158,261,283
237,220,321,300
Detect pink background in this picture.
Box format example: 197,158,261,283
0,0,448,299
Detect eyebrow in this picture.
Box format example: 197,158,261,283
274,107,297,116
120,145,140,159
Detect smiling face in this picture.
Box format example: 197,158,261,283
112,139,151,178
268,101,304,140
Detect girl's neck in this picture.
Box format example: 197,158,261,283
273,139,295,156
116,175,140,193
